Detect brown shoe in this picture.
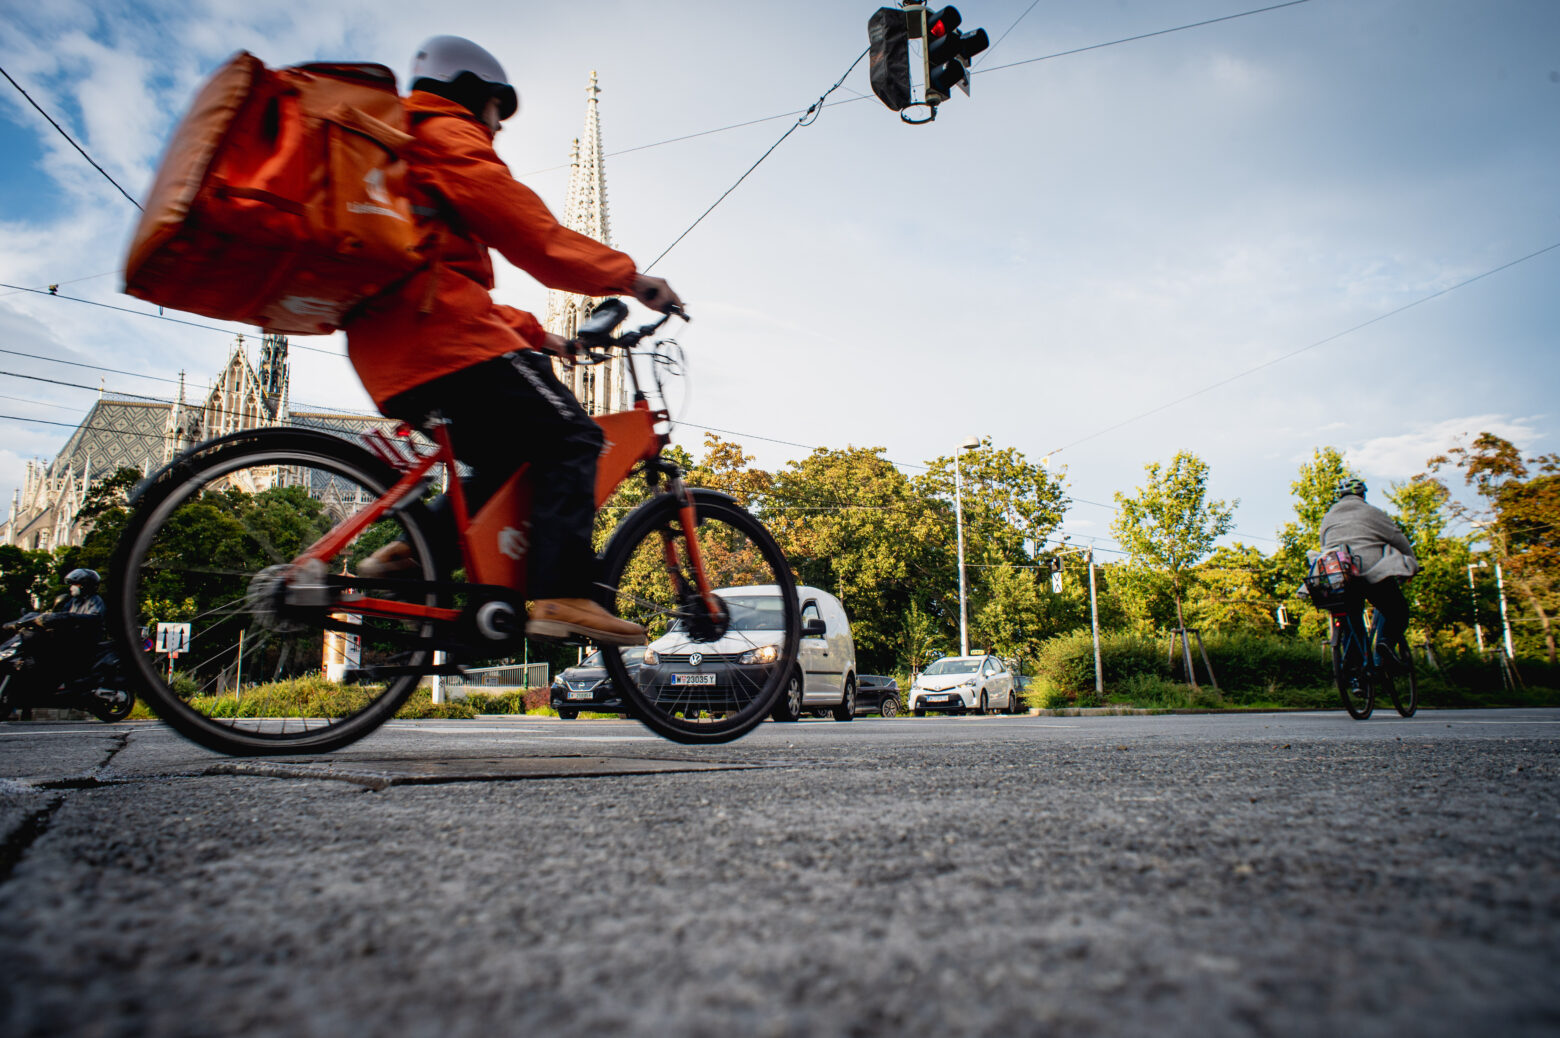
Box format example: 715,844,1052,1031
357,540,419,578
526,599,645,646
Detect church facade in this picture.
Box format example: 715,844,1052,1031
2,333,397,551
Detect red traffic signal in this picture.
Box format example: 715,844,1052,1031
925,6,989,101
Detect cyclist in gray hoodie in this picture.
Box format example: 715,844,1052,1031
1318,478,1419,666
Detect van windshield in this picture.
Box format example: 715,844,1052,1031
667,594,786,633
922,658,979,676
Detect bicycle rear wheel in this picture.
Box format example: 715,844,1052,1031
597,489,799,744
1382,635,1418,717
109,429,443,755
1331,639,1374,720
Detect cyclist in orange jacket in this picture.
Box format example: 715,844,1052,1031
348,35,680,646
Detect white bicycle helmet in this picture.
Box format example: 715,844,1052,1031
410,35,518,120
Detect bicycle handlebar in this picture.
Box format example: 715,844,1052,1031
569,299,689,365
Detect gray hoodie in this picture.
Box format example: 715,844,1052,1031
1319,496,1419,583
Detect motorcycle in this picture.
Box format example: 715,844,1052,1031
0,613,135,722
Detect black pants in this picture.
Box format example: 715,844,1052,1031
382,351,603,599
1352,578,1410,650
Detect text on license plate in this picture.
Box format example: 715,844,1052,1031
566,690,594,700
671,673,717,686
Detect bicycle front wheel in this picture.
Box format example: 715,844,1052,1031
109,429,443,756
598,490,799,744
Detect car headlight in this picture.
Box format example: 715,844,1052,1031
0,646,15,661
642,648,659,665
738,644,780,665
961,678,976,688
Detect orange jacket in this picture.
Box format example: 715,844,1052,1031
344,92,638,405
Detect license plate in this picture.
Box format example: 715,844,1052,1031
566,690,594,700
671,673,716,686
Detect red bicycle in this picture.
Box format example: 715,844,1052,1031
109,302,801,754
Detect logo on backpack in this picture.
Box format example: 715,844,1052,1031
348,168,408,221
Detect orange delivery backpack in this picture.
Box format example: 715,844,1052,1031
123,51,431,336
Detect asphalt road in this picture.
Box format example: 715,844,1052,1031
2,709,1557,1037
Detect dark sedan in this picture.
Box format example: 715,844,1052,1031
856,675,901,717
549,646,647,719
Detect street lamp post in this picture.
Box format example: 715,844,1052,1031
1495,560,1516,659
1466,560,1488,652
954,435,981,657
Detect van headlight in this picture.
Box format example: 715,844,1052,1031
738,644,780,665
642,647,659,665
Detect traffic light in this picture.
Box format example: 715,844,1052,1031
924,6,989,102
868,7,913,112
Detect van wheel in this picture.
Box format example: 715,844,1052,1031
832,676,856,721
771,671,803,722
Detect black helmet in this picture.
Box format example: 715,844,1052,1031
1333,477,1367,503
65,568,100,595
410,36,519,122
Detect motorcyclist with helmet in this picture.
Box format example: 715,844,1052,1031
1318,478,1419,668
0,568,128,720
347,35,683,648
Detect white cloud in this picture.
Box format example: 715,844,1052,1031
1349,414,1544,480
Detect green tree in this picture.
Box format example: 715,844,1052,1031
1431,433,1560,663
0,545,54,619
1384,475,1476,646
53,466,144,587
913,440,1069,654
1276,447,1355,573
1185,543,1284,634
767,446,947,672
1111,451,1236,637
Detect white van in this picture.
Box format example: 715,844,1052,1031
640,584,858,723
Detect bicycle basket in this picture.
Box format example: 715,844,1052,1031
1303,548,1360,610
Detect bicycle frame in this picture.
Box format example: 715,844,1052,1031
1330,600,1383,671
287,380,713,629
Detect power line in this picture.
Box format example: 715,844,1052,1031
0,271,119,301
975,0,1314,76
1046,239,1560,459
976,0,1044,67
0,63,143,211
0,364,379,421
0,282,350,358
644,47,871,272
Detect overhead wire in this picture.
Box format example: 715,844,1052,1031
0,63,144,211
1043,239,1560,459
643,46,871,272
0,282,351,358
975,0,1314,77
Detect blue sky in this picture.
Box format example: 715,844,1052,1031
1,0,1556,557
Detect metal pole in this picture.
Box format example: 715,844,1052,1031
1495,561,1516,659
955,449,969,657
1466,562,1485,652
431,649,445,704
1087,548,1102,696
235,628,243,701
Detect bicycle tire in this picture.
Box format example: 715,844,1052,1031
597,489,799,744
1331,639,1374,720
1384,635,1418,718
109,428,444,756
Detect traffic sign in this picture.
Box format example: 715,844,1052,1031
155,622,192,654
